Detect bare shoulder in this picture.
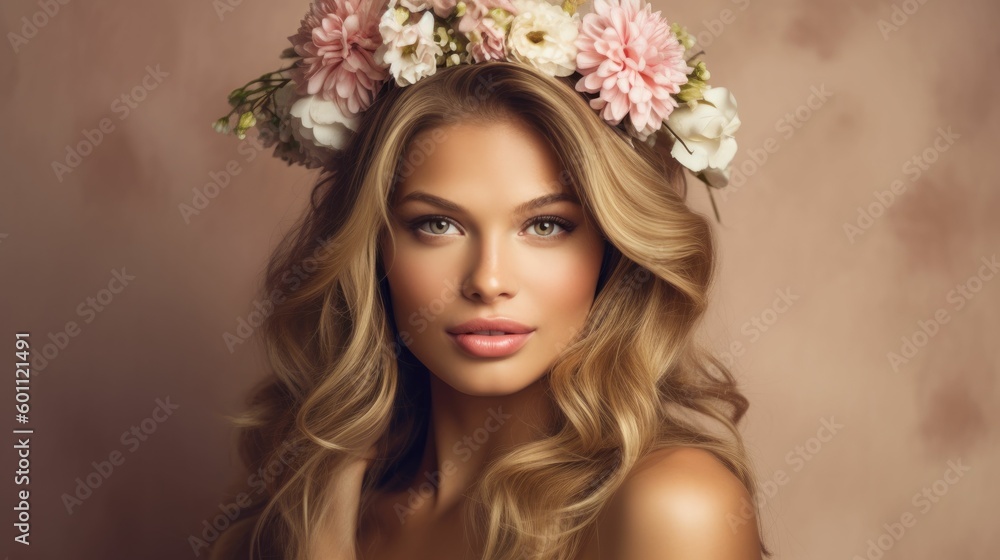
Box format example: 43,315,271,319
593,447,763,560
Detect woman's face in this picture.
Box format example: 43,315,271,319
380,120,606,396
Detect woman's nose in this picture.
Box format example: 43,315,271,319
460,235,519,304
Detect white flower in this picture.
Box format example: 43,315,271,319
289,93,361,151
666,86,741,187
376,10,443,86
507,0,579,77
398,0,431,11
251,84,327,168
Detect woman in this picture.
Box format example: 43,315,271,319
208,60,770,560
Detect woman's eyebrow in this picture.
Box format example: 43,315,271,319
395,191,580,216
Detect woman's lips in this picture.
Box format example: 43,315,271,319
448,331,534,358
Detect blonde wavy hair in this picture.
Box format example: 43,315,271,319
207,61,771,560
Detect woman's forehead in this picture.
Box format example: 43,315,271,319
393,121,575,206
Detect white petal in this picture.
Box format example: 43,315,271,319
312,122,352,149
417,10,435,35
670,136,711,172
708,136,737,170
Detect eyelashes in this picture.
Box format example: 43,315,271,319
406,214,577,240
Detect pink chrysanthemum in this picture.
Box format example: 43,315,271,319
458,0,518,34
466,18,507,63
289,0,389,117
458,0,518,63
574,0,691,141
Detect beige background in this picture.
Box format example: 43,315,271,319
1,0,997,558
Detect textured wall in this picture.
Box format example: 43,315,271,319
0,0,996,558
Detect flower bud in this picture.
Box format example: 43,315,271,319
227,88,245,108
677,80,708,103
691,60,710,81
671,22,695,51
238,111,257,130
212,117,231,134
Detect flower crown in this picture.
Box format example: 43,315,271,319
214,0,741,217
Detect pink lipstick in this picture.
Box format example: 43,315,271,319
446,317,535,358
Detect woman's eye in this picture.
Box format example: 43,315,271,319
529,220,563,237
526,217,575,238
417,218,459,235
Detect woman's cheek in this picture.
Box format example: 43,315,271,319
538,253,597,302
393,256,453,313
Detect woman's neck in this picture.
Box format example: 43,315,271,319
411,373,556,518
